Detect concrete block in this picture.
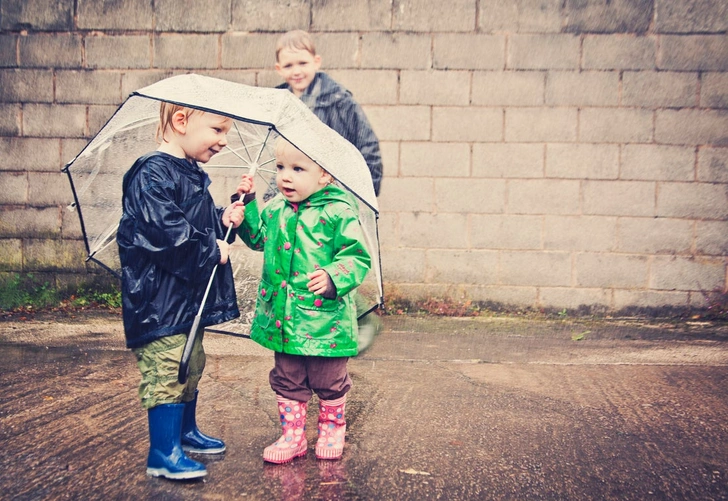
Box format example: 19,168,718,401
657,182,728,219
0,137,60,171
562,0,652,34
508,35,580,70
231,0,309,32
544,215,617,252
61,207,84,239
121,71,176,98
656,109,728,146
393,0,475,31
701,73,728,109
327,70,398,105
365,106,430,141
575,253,649,288
508,179,581,215
86,35,151,70
471,214,542,250
546,71,620,106
579,108,653,143
659,35,728,71
77,0,154,30
154,35,218,70
654,0,728,33
582,35,656,70
0,69,53,103
22,104,86,138
616,217,694,254
433,107,502,142
462,285,538,307
433,34,505,70
361,33,431,70
698,147,728,183
0,35,16,67
400,142,470,177
426,250,499,285
88,105,119,137
377,212,398,249
583,180,655,216
500,250,571,287
621,144,695,181
312,0,391,31
546,143,619,179
479,0,562,33
613,289,690,310
200,70,257,86
0,239,22,271
379,141,398,178
18,34,82,69
222,33,278,70
380,248,427,283
56,71,123,105
28,171,74,207
622,71,698,108
506,108,577,142
377,178,434,212
472,143,543,178
651,256,725,291
305,33,361,70
155,0,229,32
539,287,611,311
0,103,21,135
435,178,507,214
399,212,468,249
0,207,61,238
0,172,28,204
1,0,73,30
472,71,545,106
62,139,92,166
400,71,470,106
695,221,728,256
24,238,87,272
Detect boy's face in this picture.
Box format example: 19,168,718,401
275,141,331,203
276,48,321,97
175,111,232,163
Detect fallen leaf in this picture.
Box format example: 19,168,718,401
399,468,431,476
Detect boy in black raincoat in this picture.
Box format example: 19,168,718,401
117,102,245,480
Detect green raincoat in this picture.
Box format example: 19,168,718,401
238,185,371,357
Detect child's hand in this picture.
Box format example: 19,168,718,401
307,269,335,298
217,239,230,265
223,201,245,228
236,174,255,195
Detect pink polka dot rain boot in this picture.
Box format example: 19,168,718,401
263,396,308,464
315,395,347,460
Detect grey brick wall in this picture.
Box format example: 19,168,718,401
0,0,726,313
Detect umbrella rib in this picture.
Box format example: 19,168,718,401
232,121,253,163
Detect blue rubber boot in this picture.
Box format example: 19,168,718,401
146,404,207,480
181,391,226,454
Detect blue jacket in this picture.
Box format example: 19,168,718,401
117,152,240,349
277,72,383,195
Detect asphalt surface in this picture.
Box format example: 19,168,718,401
1,311,727,500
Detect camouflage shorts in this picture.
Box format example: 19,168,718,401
132,332,205,410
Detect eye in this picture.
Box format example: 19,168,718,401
293,166,304,172
276,164,283,171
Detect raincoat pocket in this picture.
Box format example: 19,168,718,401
254,281,275,330
292,290,343,341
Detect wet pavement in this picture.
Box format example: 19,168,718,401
1,312,727,500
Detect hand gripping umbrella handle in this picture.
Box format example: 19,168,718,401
178,224,234,384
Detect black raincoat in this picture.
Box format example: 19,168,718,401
117,152,239,349
277,71,383,195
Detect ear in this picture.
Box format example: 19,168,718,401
170,110,188,134
275,62,283,76
313,54,322,71
318,170,333,186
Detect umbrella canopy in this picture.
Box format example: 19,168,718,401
63,74,383,334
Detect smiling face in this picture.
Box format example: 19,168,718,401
275,47,321,97
275,140,331,203
158,108,232,164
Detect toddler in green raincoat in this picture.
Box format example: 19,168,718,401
236,138,371,464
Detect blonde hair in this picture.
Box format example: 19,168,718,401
275,30,317,61
155,102,199,144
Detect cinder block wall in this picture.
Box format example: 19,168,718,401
0,0,726,313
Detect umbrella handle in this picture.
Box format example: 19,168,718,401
178,224,234,384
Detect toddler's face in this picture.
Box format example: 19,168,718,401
180,112,232,163
276,48,321,97
275,141,330,203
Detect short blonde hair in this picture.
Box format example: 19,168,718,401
275,30,317,61
155,102,199,144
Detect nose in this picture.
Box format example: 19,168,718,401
219,135,228,146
